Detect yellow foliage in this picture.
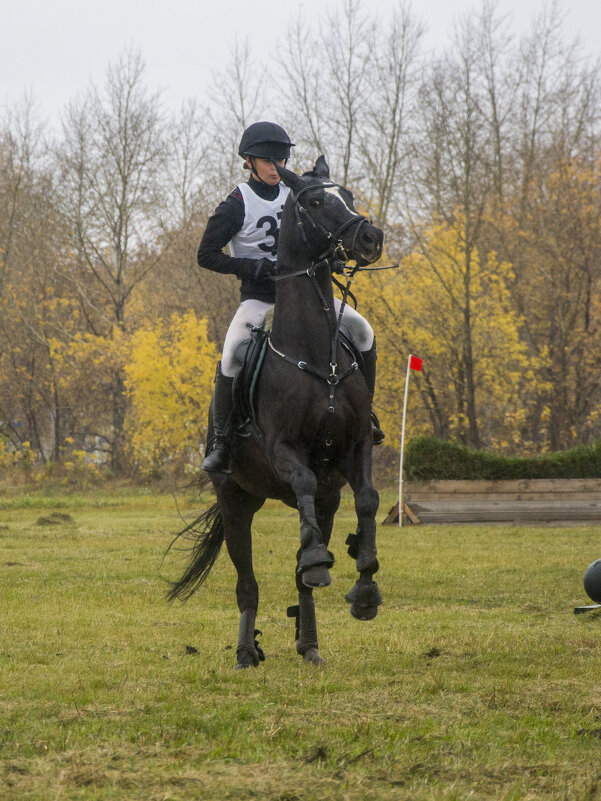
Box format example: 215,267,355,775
0,439,35,473
363,216,543,450
124,312,218,474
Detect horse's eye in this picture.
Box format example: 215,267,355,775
310,199,321,208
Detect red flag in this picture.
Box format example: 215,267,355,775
409,355,423,372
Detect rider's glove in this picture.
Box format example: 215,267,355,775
244,258,276,282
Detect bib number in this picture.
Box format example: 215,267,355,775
256,212,282,257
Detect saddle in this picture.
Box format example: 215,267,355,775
231,321,364,449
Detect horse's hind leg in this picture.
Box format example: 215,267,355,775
343,444,382,621
291,491,340,665
218,478,265,669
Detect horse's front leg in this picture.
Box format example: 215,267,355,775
289,491,341,665
272,447,334,588
292,581,324,665
219,478,265,669
343,442,383,620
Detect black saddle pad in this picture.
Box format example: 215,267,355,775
232,327,269,437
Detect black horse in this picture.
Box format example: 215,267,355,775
168,157,384,668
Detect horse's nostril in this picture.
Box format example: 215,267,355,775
359,227,382,254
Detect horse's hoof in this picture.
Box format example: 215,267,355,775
234,645,262,669
301,564,332,588
350,604,379,621
303,647,325,666
345,580,382,620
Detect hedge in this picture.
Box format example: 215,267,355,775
404,436,601,481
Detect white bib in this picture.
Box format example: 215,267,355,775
229,182,290,262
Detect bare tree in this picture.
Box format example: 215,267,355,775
278,0,374,180
56,49,166,472
406,13,496,447
0,96,43,295
0,98,75,462
358,1,424,229
163,99,211,231
143,100,239,346
322,0,374,184
477,0,516,203
277,14,328,165
203,38,266,199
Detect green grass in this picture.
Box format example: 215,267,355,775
2,487,601,799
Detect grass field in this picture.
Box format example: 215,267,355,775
2,484,601,800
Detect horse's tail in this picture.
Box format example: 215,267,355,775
165,501,224,602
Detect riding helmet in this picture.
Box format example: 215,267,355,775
583,558,601,603
238,121,295,160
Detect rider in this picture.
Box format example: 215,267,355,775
197,120,383,473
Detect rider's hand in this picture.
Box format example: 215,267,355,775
245,258,276,282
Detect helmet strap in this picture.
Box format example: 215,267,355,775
248,156,265,183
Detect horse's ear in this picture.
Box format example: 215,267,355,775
313,155,330,179
276,164,303,192
301,155,330,180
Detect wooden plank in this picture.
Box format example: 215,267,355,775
404,478,601,496
381,502,420,525
403,502,421,525
410,499,601,524
413,513,601,524
407,490,601,502
384,480,601,525
382,503,399,525
416,512,601,523
411,500,601,512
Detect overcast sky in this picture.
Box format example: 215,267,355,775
2,0,600,125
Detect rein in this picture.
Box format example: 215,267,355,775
267,255,359,420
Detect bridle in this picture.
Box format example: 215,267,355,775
291,182,371,267
266,181,376,445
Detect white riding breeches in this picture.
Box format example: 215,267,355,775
221,298,374,377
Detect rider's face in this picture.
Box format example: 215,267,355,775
247,156,285,185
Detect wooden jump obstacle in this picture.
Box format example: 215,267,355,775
383,479,601,525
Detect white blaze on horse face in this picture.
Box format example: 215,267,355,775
325,186,357,218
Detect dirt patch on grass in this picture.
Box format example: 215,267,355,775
35,512,75,526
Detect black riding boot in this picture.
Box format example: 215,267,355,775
360,340,385,446
202,365,235,472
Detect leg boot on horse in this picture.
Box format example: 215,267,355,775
296,584,325,665
294,490,338,663
296,493,335,588
202,364,234,473
344,447,383,621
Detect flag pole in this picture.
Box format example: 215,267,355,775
398,356,413,528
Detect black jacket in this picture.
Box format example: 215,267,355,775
197,175,281,303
